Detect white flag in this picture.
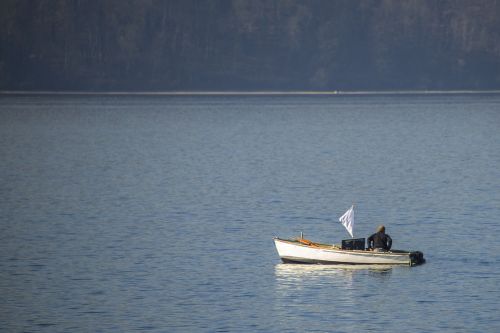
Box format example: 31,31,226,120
339,205,354,238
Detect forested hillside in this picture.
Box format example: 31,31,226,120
1,0,499,91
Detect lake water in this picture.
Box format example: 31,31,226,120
1,94,499,332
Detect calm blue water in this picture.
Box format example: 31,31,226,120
1,94,499,332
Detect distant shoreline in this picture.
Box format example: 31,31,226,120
1,90,500,96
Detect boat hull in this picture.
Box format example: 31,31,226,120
274,238,424,266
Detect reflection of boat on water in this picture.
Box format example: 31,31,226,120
274,263,393,290
274,237,425,266
275,263,394,277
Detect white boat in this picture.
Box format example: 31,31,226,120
274,237,425,266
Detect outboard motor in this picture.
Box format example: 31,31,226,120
409,251,425,266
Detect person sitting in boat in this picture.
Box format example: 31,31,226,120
367,225,392,252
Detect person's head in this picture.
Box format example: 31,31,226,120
376,225,385,233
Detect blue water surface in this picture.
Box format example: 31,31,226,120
1,94,499,332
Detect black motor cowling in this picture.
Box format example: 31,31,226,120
409,251,425,266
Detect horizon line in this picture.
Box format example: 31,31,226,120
1,89,500,96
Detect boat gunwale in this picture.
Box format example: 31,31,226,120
274,237,413,257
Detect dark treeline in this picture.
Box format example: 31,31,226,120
1,0,499,91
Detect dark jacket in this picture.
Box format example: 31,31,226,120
367,232,392,250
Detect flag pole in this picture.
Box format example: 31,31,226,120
352,203,355,239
